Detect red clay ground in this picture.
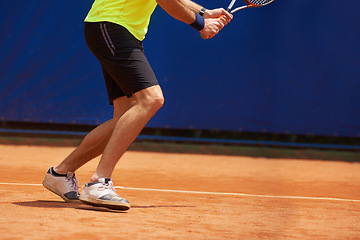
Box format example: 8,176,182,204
0,144,359,239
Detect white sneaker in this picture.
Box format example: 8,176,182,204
79,178,130,211
42,167,81,203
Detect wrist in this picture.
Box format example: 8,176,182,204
189,12,205,31
199,7,206,17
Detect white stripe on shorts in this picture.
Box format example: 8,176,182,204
100,23,115,56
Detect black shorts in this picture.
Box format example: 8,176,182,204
84,22,158,104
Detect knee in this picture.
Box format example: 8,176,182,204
136,86,164,114
154,94,164,109
144,93,164,113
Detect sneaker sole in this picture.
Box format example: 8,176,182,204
79,195,131,211
42,179,81,203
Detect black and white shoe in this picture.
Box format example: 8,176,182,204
42,167,81,203
79,178,130,211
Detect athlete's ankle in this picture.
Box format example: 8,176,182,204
90,176,100,183
53,167,69,176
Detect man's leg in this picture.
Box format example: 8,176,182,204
54,96,136,174
42,96,136,203
79,85,163,210
90,85,164,182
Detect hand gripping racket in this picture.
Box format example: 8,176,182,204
201,0,275,39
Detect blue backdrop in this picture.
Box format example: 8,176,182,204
1,0,359,137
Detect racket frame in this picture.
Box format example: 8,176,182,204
229,0,274,13
201,0,274,39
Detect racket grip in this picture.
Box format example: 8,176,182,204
200,33,207,39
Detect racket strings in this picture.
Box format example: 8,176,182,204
246,0,274,6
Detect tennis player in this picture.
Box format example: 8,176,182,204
42,0,232,210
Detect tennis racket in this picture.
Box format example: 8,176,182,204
228,0,274,14
201,0,275,39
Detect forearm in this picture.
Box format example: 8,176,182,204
181,1,214,20
156,0,196,24
156,0,232,39
183,0,203,13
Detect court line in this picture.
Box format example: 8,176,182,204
0,183,42,186
1,182,359,203
116,186,360,203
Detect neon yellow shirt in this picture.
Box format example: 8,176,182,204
85,0,157,41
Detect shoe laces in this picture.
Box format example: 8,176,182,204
65,175,82,193
98,181,117,195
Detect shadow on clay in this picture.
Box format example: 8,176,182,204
12,200,195,212
12,200,126,213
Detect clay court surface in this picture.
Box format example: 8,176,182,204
0,144,359,239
